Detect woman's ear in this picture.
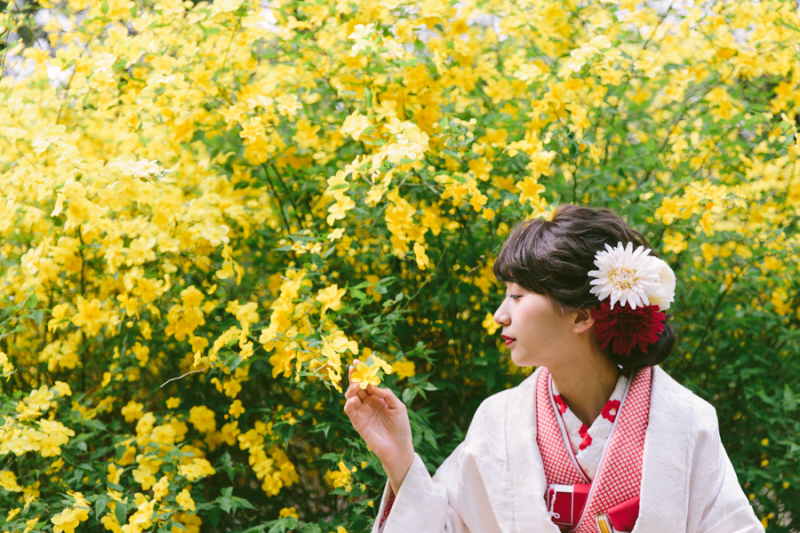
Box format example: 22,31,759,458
573,308,595,334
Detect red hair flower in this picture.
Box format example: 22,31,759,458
592,301,666,356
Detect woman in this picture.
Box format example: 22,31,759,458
344,204,763,533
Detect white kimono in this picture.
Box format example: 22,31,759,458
373,366,764,533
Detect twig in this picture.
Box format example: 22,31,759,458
160,366,210,388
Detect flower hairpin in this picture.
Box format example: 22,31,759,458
587,242,675,356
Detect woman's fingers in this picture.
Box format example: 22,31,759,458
343,395,361,416
366,384,404,409
344,381,369,402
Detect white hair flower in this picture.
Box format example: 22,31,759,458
588,242,672,310
648,257,675,310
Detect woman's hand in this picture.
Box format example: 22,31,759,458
344,360,415,494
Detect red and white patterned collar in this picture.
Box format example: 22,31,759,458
551,373,629,481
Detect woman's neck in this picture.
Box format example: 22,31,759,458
549,353,621,427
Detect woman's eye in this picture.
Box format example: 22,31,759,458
506,294,521,300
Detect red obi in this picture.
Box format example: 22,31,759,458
547,483,640,532
547,484,590,529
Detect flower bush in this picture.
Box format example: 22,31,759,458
1,0,800,531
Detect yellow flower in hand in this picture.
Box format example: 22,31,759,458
350,362,380,390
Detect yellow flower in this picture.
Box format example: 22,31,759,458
71,297,109,336
52,508,83,533
0,351,13,379
188,405,216,433
482,312,500,335
179,458,216,481
316,284,346,316
129,498,156,526
229,399,245,418
166,397,181,409
121,401,144,423
152,476,169,501
0,471,23,492
176,489,196,511
327,228,345,241
326,195,356,226
516,176,545,205
51,495,89,533
413,242,430,270
663,231,688,254
107,464,122,485
278,507,299,519
350,362,380,390
340,110,372,141
276,94,302,119
47,303,72,332
391,360,416,380
327,461,352,492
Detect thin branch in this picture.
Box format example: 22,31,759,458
160,366,210,388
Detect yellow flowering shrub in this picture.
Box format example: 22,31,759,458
1,0,800,530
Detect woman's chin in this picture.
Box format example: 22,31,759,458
509,350,537,368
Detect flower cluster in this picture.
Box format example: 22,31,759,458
588,243,676,356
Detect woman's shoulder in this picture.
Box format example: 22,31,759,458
650,365,720,435
453,369,540,465
463,367,540,439
473,367,540,417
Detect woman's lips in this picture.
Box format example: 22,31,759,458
501,335,515,346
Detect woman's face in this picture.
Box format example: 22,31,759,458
493,281,578,367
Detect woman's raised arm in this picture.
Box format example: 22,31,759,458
343,363,415,494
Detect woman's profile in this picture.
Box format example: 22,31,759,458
344,204,763,533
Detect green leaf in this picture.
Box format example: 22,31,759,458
268,517,298,533
232,496,256,511
784,385,797,412
209,507,222,528
349,287,367,300
25,292,37,309
114,503,127,526
220,451,235,482
95,494,109,519
218,486,234,513
402,387,417,406
201,25,222,36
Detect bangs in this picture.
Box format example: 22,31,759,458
492,218,553,297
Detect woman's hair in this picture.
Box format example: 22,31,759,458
493,204,677,372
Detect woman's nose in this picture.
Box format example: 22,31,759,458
493,303,509,326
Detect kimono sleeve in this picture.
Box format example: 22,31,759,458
370,448,471,533
686,401,765,533
370,391,512,533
